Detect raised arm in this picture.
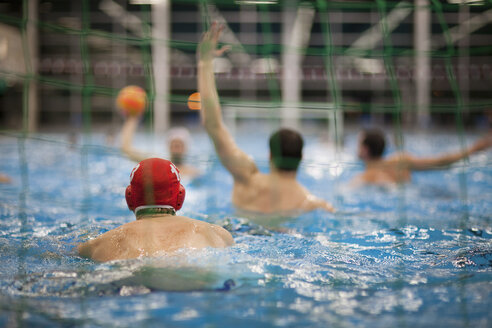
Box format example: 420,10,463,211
121,115,150,163
406,133,492,170
198,23,257,183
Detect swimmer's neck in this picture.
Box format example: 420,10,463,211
363,158,385,168
135,206,176,220
136,213,175,220
269,165,298,179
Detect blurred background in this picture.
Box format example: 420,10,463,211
0,0,491,137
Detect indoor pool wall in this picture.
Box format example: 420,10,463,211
0,123,491,328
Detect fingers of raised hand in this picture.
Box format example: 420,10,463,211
199,23,228,59
215,45,231,57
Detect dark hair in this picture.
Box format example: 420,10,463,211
269,128,303,171
361,128,386,159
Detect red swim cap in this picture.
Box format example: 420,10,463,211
125,158,185,212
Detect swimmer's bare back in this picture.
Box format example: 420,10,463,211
78,215,234,262
232,171,335,214
354,155,412,186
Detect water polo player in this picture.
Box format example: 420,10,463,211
118,86,199,178
352,128,492,187
197,23,335,215
77,158,234,262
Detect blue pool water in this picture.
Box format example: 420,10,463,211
0,124,491,327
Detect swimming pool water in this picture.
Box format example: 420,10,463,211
0,126,491,327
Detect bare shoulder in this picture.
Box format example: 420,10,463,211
179,215,228,233
304,193,335,213
77,224,129,260
209,224,235,246
77,238,94,258
386,152,412,162
177,216,234,247
235,170,267,188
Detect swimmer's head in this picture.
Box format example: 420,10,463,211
359,128,386,160
168,127,190,166
125,158,186,213
269,128,303,172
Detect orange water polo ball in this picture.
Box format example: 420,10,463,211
117,85,147,116
187,92,201,110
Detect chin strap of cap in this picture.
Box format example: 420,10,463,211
135,205,176,219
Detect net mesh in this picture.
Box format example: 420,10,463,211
0,1,491,325
0,1,489,130
0,1,490,225
0,0,491,278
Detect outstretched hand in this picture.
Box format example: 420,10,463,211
198,22,230,62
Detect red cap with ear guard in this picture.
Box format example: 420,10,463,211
125,158,185,212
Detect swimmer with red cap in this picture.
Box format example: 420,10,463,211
77,158,233,262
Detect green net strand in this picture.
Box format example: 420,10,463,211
15,132,30,326
317,1,340,107
16,1,32,282
80,0,94,137
20,0,33,133
376,0,408,230
0,1,489,199
317,0,342,151
258,4,281,106
377,0,403,146
432,0,470,223
432,4,471,323
376,3,408,324
317,0,343,212
79,2,93,248
1,2,490,121
140,4,156,132
200,0,211,31
432,0,471,252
